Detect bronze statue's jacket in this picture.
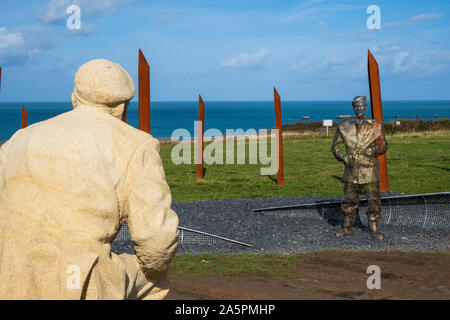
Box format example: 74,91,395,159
332,117,387,184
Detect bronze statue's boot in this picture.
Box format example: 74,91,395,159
336,215,354,237
367,211,384,240
336,198,358,237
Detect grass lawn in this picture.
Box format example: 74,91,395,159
168,253,308,278
168,250,450,278
160,131,450,202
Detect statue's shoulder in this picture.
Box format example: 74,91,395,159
337,118,353,130
369,119,384,128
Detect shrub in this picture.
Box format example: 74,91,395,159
282,119,450,135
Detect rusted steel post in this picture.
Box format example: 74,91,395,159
21,105,28,128
273,87,285,187
123,106,127,123
197,95,205,181
139,49,150,133
368,50,389,192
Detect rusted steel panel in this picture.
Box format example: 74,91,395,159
197,95,205,181
368,50,389,192
21,105,27,128
139,49,150,133
274,88,285,187
123,106,127,123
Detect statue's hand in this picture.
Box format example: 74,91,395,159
343,154,354,166
346,149,358,164
363,144,376,158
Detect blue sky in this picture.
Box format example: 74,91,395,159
1,0,450,101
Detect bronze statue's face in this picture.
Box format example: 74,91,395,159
352,102,367,117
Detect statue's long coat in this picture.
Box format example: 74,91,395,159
331,118,388,185
0,106,179,299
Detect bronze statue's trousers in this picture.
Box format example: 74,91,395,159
342,181,382,229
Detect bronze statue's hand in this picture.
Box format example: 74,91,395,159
348,150,358,162
374,137,387,156
343,154,353,166
363,144,376,157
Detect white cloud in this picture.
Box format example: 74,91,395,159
0,26,54,66
335,13,444,41
0,28,24,52
282,1,359,24
317,21,327,29
383,13,444,29
392,52,411,73
287,51,365,81
324,53,355,67
37,0,117,24
289,60,311,71
221,49,270,69
151,12,176,25
370,44,450,77
288,40,450,82
334,28,376,41
371,44,401,54
295,0,326,10
320,53,365,79
65,24,100,36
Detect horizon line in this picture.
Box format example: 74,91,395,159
2,99,450,104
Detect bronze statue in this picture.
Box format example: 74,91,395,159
331,96,388,240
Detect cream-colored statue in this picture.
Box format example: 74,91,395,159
0,59,179,299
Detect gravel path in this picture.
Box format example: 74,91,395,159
111,194,449,255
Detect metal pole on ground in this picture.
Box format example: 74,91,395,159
273,87,285,187
139,49,150,133
368,50,389,192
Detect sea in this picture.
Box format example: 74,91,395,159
0,101,449,141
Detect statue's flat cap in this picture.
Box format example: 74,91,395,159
352,96,367,105
74,59,135,106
